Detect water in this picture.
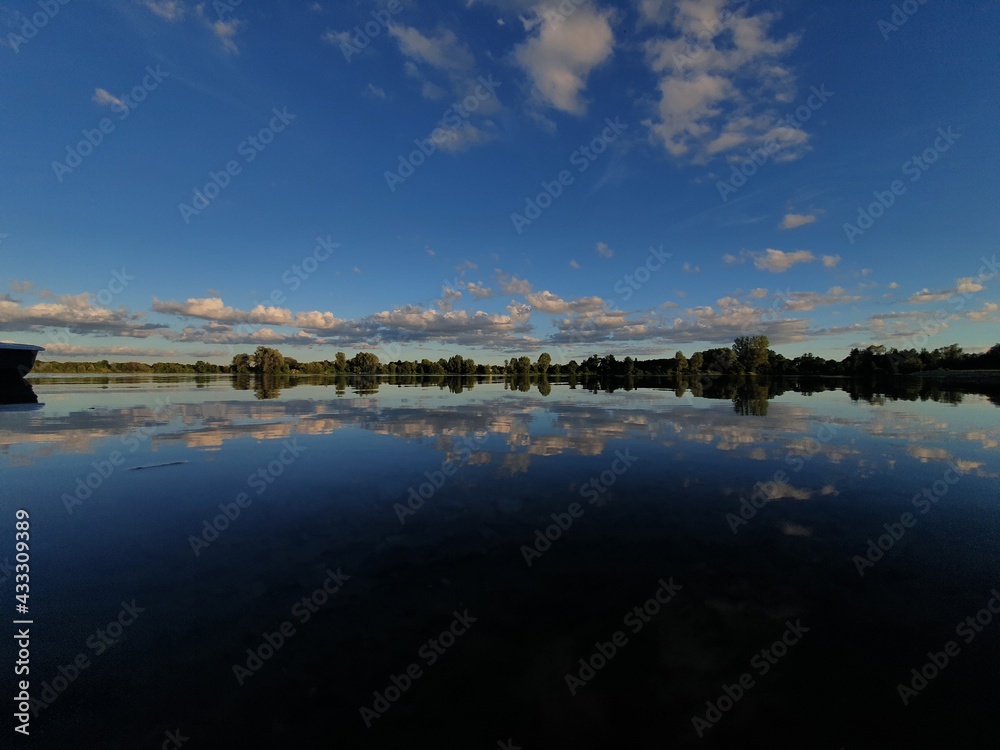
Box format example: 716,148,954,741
2,375,998,748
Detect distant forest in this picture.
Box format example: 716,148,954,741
32,336,1000,377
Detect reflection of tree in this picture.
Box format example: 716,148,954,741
353,376,379,396
733,380,770,416
254,375,284,400
537,377,552,397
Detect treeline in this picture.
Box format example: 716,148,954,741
33,339,1000,377
34,359,223,374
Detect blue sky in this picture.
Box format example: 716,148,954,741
1,0,998,364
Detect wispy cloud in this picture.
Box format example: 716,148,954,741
642,0,803,162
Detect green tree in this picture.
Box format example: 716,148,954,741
334,351,347,372
690,352,704,372
733,335,770,374
675,351,688,374
350,351,380,374
537,352,552,375
253,346,285,374
231,353,252,374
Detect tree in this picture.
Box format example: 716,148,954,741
733,335,770,374
253,346,285,374
537,352,551,375
690,352,704,372
231,353,252,374
675,351,688,374
335,351,347,372
350,351,380,374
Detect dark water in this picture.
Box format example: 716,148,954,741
1,375,998,748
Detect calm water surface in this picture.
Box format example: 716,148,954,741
2,375,998,748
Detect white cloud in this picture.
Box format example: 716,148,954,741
389,25,475,72
0,293,164,337
140,0,185,21
956,277,985,294
753,249,815,273
152,297,352,331
513,3,615,115
907,277,986,305
968,302,999,321
596,241,614,258
367,83,386,99
460,281,494,299
822,254,841,268
569,260,581,269
781,213,816,230
322,30,353,47
211,19,243,54
525,290,605,315
495,271,532,295
93,88,124,108
642,1,803,161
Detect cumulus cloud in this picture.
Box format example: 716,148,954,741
460,281,494,299
907,277,986,305
967,302,999,321
0,294,165,337
525,290,606,315
495,271,533,295
753,249,815,273
152,297,352,331
822,254,841,268
513,2,615,115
